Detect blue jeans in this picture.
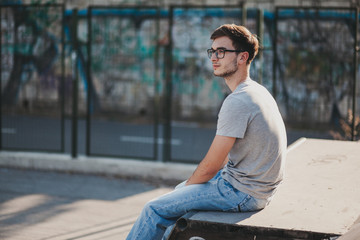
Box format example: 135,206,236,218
126,171,267,240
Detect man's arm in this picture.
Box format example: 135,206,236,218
185,135,236,186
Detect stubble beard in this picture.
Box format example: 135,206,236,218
213,59,238,78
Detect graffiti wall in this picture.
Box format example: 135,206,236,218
1,5,64,114
275,8,357,130
1,4,359,156
0,4,65,151
89,10,163,118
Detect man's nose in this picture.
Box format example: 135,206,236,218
210,53,218,61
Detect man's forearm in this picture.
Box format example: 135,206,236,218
185,135,235,186
186,161,220,185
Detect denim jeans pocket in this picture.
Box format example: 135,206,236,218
220,179,248,212
219,178,268,213
238,195,267,212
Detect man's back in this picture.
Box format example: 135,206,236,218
217,78,287,200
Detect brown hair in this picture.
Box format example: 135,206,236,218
210,24,259,64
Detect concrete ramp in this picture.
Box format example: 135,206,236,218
168,138,360,239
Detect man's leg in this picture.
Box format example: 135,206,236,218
126,173,250,240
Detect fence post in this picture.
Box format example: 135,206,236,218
0,6,2,150
86,7,92,156
241,2,247,26
71,9,79,158
163,6,174,162
60,4,65,152
352,7,359,141
154,6,161,161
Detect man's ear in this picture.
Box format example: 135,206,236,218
238,52,249,64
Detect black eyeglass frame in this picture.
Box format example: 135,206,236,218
207,48,243,59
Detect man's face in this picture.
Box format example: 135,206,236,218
210,36,239,78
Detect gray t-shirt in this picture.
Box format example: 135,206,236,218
217,78,287,200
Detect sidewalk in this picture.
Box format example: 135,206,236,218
1,138,360,239
0,167,174,240
0,149,197,239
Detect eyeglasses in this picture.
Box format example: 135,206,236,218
207,48,243,59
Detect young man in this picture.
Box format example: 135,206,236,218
126,24,287,240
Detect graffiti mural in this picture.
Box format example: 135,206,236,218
275,8,357,129
1,4,358,156
0,3,65,152
88,9,164,120
1,4,63,114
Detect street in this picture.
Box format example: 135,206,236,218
2,115,334,163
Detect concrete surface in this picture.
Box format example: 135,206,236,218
183,138,360,236
0,151,197,184
0,168,174,240
1,138,360,239
0,150,196,240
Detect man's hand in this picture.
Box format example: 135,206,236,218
185,135,235,186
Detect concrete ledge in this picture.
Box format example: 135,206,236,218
169,138,360,239
0,151,196,183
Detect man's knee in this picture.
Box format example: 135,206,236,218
143,198,178,220
143,198,166,218
143,200,156,214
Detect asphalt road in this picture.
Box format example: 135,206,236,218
2,115,333,163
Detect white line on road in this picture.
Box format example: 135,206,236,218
1,128,16,134
120,136,182,146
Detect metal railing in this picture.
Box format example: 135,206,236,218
0,3,65,152
1,3,359,163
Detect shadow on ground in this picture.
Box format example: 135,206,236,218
0,168,161,239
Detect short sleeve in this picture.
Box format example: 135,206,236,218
216,95,251,139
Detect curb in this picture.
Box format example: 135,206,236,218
0,151,197,183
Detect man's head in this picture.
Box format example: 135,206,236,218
210,24,259,65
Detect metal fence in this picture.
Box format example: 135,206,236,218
273,7,359,140
86,6,162,160
1,4,359,163
0,4,65,152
